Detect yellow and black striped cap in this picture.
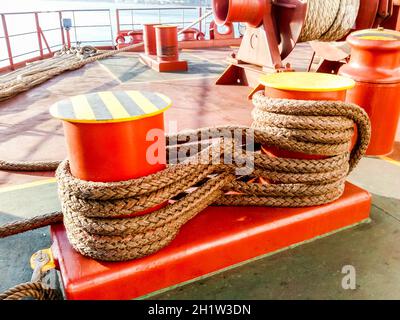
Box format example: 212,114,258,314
352,28,400,41
50,90,172,123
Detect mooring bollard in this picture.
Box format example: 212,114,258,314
50,90,171,215
155,25,180,62
139,24,188,72
258,72,356,160
143,23,158,56
339,28,400,156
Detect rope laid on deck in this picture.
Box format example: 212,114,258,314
0,94,371,261
0,42,144,102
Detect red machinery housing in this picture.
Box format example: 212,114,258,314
213,0,400,87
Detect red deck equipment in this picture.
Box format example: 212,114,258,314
51,182,370,300
49,90,171,216
140,25,188,72
48,76,371,300
339,28,400,156
257,72,356,160
213,0,400,87
143,23,157,56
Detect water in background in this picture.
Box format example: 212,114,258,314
0,0,214,67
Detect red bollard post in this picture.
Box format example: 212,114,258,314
50,90,171,215
143,23,157,56
258,72,356,160
139,24,188,72
339,28,400,156
155,25,180,62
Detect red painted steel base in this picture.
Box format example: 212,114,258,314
139,53,188,72
50,182,370,300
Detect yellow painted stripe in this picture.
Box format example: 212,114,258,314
98,91,130,119
0,178,57,194
71,95,96,120
157,93,172,105
126,91,159,114
380,156,400,167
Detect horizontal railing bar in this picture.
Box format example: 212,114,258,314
72,40,112,43
119,22,192,26
41,27,62,32
118,6,211,11
73,25,112,28
8,31,38,37
0,9,111,15
3,44,61,61
12,49,42,58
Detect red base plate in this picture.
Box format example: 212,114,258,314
139,53,188,72
51,182,371,300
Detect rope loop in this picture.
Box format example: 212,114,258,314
0,94,371,261
0,282,60,300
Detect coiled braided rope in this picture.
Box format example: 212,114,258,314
50,92,370,261
299,0,360,42
0,282,60,300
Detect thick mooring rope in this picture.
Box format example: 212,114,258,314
58,94,372,260
0,94,371,261
0,42,144,102
0,282,59,300
299,0,360,42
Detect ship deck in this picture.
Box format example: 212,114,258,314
1,45,400,299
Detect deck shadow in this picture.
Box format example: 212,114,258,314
98,53,226,83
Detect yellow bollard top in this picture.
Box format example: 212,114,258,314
259,72,355,92
351,28,400,41
50,90,172,123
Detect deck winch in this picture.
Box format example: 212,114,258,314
213,0,399,86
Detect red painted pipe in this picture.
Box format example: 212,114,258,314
212,0,265,28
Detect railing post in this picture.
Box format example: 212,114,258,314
199,7,202,33
116,9,120,34
108,9,114,47
1,14,14,70
72,11,78,46
59,11,65,46
35,12,44,59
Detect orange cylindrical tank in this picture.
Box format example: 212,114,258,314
50,90,172,215
339,28,400,156
155,25,179,62
143,23,158,56
258,72,356,160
